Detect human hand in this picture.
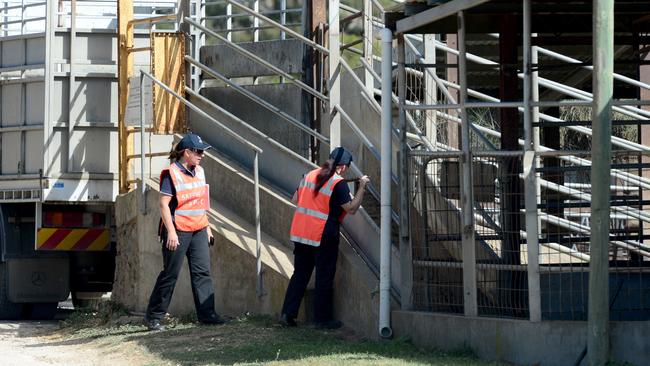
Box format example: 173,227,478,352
166,231,180,251
359,175,370,186
207,228,214,246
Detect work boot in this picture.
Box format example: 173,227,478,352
314,320,343,330
146,319,165,331
279,313,297,327
199,313,225,325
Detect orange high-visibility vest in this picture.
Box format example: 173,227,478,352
162,163,210,232
289,168,346,247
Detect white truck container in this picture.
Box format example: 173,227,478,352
0,0,175,319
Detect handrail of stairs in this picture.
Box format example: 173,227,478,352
138,70,266,297
184,16,328,102
185,55,331,144
220,0,329,55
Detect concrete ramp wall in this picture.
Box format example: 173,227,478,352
113,150,387,339
113,182,297,318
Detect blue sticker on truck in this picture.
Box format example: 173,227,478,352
53,182,64,188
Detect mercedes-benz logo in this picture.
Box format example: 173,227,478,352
31,271,46,287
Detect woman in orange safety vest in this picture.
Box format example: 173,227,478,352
144,133,224,331
279,147,370,329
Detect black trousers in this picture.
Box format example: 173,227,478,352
146,228,217,322
281,234,340,323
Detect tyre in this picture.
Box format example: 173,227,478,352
72,293,101,311
0,262,24,320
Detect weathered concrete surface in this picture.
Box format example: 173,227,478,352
113,180,301,319
114,149,387,340
200,84,308,156
392,310,650,366
201,39,303,78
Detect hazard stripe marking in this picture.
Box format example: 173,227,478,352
87,230,110,251
37,228,110,251
70,229,104,251
39,229,72,250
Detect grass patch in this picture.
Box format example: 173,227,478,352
54,308,503,366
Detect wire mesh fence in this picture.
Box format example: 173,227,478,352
409,150,650,321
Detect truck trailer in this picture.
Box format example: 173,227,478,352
0,0,176,319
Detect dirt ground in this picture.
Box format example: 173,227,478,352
0,319,160,366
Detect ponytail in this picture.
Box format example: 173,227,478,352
314,159,337,195
168,143,183,162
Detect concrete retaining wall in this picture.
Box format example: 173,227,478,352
113,151,386,339
113,183,297,319
392,310,650,366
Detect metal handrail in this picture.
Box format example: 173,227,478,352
220,0,328,55
202,8,300,20
185,16,328,102
139,70,264,297
185,55,330,144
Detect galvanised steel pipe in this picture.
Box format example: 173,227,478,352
589,1,614,362
379,27,393,339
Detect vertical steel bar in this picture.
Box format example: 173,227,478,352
44,0,55,177
226,2,232,41
379,27,393,338
458,10,477,317
588,0,613,363
280,0,286,40
140,72,146,214
363,0,373,91
2,2,7,37
253,0,259,42
254,151,263,297
20,0,23,34
397,35,412,312
328,0,341,148
67,0,77,172
522,0,541,322
424,34,437,149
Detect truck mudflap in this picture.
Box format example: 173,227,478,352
7,258,70,303
36,228,110,251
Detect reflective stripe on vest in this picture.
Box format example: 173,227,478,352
163,164,210,232
289,168,344,247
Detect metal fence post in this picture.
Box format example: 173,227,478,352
397,35,413,312
140,71,146,215
458,10,477,318
363,0,373,91
589,0,614,363
328,0,341,148
254,151,263,297
522,0,541,322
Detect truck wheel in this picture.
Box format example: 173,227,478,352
0,262,24,320
25,302,58,320
72,295,101,311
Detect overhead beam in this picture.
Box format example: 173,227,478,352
395,0,491,34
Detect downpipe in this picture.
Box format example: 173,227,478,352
379,28,393,339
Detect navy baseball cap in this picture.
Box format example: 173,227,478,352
176,133,211,151
330,147,353,166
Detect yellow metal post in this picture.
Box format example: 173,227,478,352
118,0,134,193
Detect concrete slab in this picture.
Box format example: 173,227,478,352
392,310,650,366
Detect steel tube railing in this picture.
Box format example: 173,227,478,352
222,0,328,54
185,16,328,102
140,69,264,296
185,55,330,144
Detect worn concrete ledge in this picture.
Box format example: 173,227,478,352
392,310,650,366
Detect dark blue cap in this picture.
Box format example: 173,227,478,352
329,147,353,166
176,133,211,151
